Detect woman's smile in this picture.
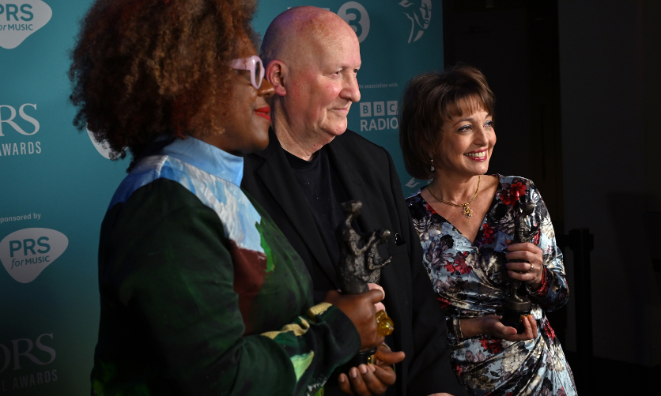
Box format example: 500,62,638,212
464,149,488,161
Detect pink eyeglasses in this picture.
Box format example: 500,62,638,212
229,55,265,90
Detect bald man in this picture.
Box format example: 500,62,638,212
242,7,466,396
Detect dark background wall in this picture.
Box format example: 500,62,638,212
558,0,661,367
443,0,661,368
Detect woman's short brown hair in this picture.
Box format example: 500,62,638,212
399,65,495,180
69,0,257,164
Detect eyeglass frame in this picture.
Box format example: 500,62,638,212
229,55,265,90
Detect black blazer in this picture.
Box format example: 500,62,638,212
242,129,466,396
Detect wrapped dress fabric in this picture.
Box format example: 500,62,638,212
406,175,577,396
92,137,359,396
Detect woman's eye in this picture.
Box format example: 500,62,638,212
485,120,494,128
458,125,471,132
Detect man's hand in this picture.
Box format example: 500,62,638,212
337,344,405,395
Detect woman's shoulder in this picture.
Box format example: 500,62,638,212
405,189,434,220
405,189,426,211
405,189,423,204
497,175,540,192
497,174,533,184
494,175,545,209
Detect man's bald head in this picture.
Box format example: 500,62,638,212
261,6,356,68
260,6,362,160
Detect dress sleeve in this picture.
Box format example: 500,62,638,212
526,181,570,312
385,153,467,396
97,179,360,396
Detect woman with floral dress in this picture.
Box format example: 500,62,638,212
399,66,577,396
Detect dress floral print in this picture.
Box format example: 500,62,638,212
407,175,577,396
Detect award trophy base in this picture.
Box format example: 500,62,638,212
338,310,394,374
502,298,531,334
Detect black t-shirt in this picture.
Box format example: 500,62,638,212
284,147,347,268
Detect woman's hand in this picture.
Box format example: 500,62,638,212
480,315,537,341
367,283,386,313
460,315,537,341
505,241,544,290
337,344,405,396
324,289,385,351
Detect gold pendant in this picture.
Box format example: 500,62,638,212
462,204,473,218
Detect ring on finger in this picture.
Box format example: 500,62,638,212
529,263,534,272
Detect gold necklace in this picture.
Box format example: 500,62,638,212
427,175,481,219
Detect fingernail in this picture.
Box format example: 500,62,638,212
359,364,367,374
351,368,358,378
369,364,376,372
339,375,345,383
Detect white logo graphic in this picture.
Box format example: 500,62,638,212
0,333,56,373
399,0,432,43
0,104,39,136
0,103,42,157
0,228,68,283
87,126,114,159
359,100,398,131
0,1,52,50
405,178,421,189
338,1,370,43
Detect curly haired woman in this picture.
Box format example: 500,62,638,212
399,66,577,396
70,1,385,395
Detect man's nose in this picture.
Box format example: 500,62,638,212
341,74,361,103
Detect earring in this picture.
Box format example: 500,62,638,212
430,158,435,172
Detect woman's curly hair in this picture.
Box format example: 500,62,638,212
69,0,257,166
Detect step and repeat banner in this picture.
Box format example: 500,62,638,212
0,1,441,394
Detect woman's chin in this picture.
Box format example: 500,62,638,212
254,134,270,152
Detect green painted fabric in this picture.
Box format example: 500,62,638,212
92,139,360,396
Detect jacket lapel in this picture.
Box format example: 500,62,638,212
327,137,372,233
253,130,339,288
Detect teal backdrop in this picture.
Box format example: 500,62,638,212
0,1,441,394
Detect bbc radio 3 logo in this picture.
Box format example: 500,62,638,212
359,101,399,132
337,1,369,43
336,1,432,44
0,1,52,49
0,228,68,283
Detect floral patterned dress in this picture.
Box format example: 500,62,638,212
406,175,577,396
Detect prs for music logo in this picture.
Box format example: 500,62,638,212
0,228,68,283
0,1,52,49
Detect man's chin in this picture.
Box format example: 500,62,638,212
323,126,347,138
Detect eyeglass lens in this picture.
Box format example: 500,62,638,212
253,58,263,89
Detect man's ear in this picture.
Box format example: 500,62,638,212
266,60,288,97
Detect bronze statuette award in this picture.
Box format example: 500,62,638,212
338,200,394,364
502,202,539,333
